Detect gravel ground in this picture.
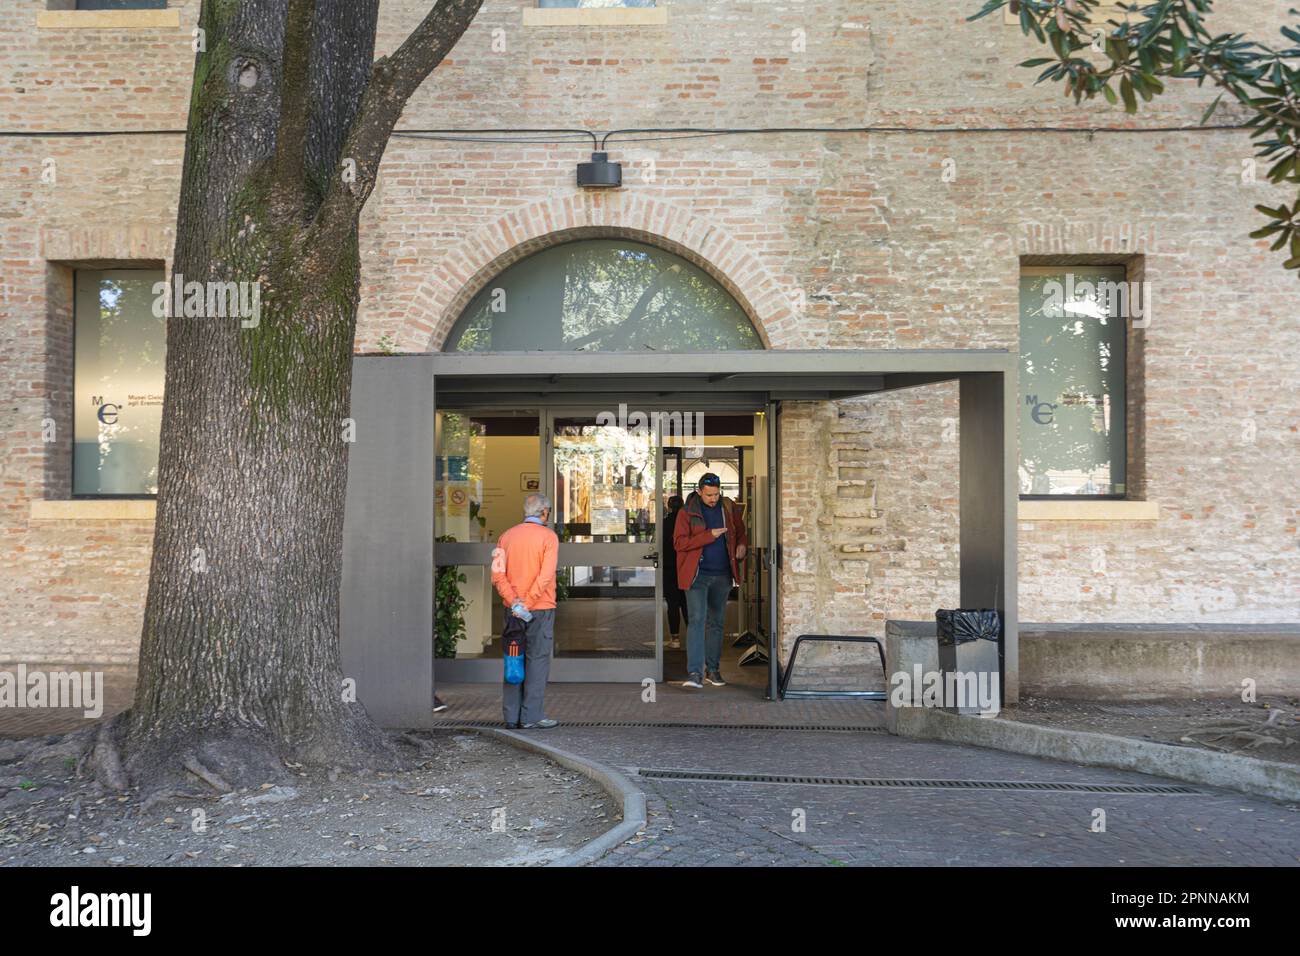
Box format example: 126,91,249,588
1001,695,1300,766
0,729,619,866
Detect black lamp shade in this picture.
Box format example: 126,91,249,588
577,151,622,188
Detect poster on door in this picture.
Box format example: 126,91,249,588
445,483,470,518
589,483,624,536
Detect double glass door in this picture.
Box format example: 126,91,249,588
435,408,667,682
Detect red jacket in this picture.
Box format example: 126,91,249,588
672,491,748,591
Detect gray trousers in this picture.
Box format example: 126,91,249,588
502,608,555,726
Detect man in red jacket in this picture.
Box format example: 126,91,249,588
672,473,748,689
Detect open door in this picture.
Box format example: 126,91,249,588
765,400,781,700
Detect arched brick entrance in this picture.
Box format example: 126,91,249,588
391,195,803,352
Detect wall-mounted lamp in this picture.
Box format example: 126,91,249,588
577,151,621,189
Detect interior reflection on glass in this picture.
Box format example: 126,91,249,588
552,417,657,544
447,239,762,353
435,411,540,543
682,449,740,500
73,269,166,496
1018,266,1127,497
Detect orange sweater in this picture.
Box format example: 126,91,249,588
491,520,560,610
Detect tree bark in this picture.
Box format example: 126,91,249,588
114,0,482,790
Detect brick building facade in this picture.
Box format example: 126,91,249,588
2,2,1296,686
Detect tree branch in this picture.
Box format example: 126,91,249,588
306,0,484,265
272,0,320,194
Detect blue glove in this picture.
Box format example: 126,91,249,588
511,601,533,622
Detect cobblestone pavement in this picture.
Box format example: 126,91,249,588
517,726,1300,867
6,670,1298,867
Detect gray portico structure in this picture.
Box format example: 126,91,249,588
339,348,1017,728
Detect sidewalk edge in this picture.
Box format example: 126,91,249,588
894,708,1300,803
470,727,648,866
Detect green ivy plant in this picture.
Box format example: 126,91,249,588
970,0,1300,276
434,534,469,659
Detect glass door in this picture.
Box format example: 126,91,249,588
544,411,663,682
434,410,546,682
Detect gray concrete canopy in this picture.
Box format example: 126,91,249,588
340,349,1018,727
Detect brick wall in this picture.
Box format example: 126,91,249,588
1,0,1296,666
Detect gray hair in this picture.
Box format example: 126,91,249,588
523,493,552,518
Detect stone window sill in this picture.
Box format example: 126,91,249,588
522,7,668,27
30,500,156,520
36,10,180,30
1018,499,1159,522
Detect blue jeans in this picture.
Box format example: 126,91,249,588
685,570,730,677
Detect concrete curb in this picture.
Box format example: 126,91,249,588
893,707,1300,803
469,727,647,867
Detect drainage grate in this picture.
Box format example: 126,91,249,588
429,720,887,733
635,768,1200,794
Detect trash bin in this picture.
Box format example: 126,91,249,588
935,609,1002,716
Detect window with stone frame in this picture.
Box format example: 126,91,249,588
1018,260,1146,499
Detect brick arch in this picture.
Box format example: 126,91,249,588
393,195,801,352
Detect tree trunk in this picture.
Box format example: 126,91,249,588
107,0,482,790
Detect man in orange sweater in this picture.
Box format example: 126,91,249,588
491,493,560,729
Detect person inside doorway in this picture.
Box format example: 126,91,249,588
662,494,688,649
672,473,748,689
491,493,560,728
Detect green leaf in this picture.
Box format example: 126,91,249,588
1255,203,1291,219
1199,91,1224,125
1172,30,1188,64
1102,82,1118,105
967,0,1008,22
1120,75,1138,112
1020,57,1055,67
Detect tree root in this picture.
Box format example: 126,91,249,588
398,731,435,752
64,706,406,797
79,717,129,792
139,786,219,815
182,754,234,793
